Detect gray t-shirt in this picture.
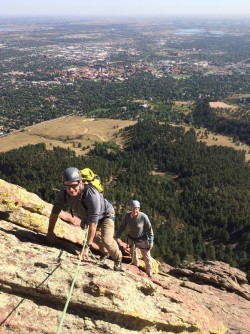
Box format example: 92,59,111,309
51,185,114,224
116,211,154,242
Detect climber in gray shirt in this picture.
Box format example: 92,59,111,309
116,200,154,278
47,167,123,271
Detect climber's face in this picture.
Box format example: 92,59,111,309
63,180,82,196
131,206,140,218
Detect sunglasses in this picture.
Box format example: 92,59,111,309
63,182,80,189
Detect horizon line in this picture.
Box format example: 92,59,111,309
0,14,250,19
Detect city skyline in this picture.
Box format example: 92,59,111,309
0,0,250,18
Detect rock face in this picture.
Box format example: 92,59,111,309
0,179,250,334
0,179,86,245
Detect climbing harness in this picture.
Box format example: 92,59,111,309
127,239,150,264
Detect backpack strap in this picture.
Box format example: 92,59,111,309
81,184,89,210
81,184,107,213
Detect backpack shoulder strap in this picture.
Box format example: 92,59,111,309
81,184,103,210
81,185,89,210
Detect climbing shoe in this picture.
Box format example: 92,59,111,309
114,259,124,272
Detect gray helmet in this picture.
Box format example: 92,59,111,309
130,200,140,208
62,167,82,182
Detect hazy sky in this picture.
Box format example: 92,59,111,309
0,0,250,18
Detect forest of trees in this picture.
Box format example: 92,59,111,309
0,120,249,275
193,99,250,145
1,73,249,145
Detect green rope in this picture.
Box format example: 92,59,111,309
56,226,89,334
89,249,99,263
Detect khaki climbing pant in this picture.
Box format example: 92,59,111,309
94,213,122,262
